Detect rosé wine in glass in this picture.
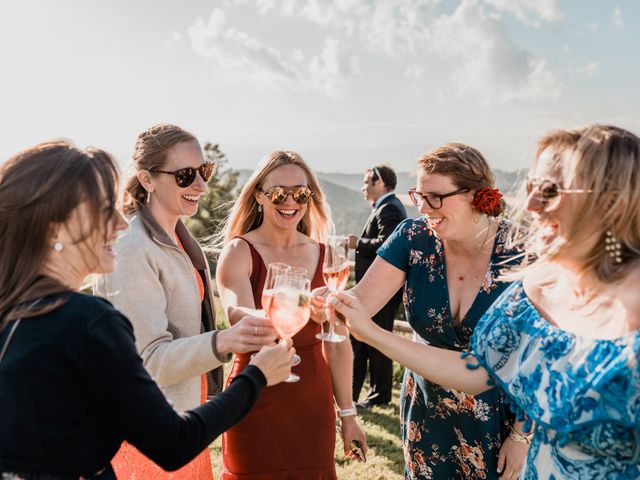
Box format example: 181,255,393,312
317,235,349,342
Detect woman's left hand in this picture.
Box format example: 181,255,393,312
497,435,528,480
309,286,329,325
339,416,368,462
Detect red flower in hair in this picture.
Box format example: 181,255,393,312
472,188,503,216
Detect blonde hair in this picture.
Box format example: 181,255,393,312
123,124,197,214
418,143,505,216
510,124,640,283
220,151,332,245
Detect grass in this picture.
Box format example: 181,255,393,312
211,298,406,479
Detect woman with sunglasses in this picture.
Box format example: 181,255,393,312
97,124,279,480
0,141,294,480
215,151,367,479
332,125,640,479
319,143,528,479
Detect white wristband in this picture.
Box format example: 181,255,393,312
337,405,358,417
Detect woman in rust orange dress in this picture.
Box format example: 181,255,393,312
98,124,279,480
216,151,368,479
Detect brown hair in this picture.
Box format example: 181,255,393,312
122,124,198,214
369,164,397,190
517,124,640,282
0,141,119,329
220,151,332,245
418,143,505,216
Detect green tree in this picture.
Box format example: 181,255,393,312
184,142,239,242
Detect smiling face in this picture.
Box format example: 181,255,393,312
526,147,597,266
415,171,475,241
147,140,208,219
256,164,310,231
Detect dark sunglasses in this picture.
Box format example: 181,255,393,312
525,176,593,211
408,187,470,209
152,162,215,188
259,186,314,205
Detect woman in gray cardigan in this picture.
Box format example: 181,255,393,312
98,124,278,480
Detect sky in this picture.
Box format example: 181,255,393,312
1,0,638,174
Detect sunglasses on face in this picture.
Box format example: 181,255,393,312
259,186,314,205
525,176,593,211
408,187,470,209
152,162,215,188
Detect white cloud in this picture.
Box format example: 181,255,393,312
567,62,599,78
612,6,623,30
484,0,562,25
405,63,425,79
430,0,562,104
188,8,356,97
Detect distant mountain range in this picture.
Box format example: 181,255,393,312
236,168,524,236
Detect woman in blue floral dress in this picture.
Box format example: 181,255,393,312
332,124,640,479
342,144,529,479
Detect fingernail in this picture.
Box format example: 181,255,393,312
329,297,338,305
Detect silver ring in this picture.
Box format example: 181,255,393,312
254,325,258,336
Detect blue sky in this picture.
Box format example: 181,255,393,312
1,0,638,174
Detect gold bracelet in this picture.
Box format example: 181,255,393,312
509,427,533,444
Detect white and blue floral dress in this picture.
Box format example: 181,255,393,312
468,280,640,479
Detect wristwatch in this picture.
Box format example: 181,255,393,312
337,404,358,417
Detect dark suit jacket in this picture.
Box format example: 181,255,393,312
355,193,407,281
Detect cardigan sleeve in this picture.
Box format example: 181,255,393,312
97,234,221,388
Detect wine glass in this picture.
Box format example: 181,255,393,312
268,273,311,382
316,235,350,343
262,263,290,313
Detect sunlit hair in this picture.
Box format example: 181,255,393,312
123,124,198,214
508,124,640,284
418,142,505,216
219,151,332,245
0,140,119,329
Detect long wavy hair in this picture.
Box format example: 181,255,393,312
219,151,332,245
508,124,640,284
0,141,119,329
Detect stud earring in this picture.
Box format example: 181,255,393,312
53,242,64,252
605,230,622,264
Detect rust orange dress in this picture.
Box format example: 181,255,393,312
221,238,336,480
111,239,215,480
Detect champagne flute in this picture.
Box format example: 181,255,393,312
316,235,350,342
268,273,311,382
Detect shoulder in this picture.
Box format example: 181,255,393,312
116,214,153,253
217,237,254,275
619,265,640,330
60,292,132,331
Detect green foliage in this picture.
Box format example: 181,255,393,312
184,142,239,241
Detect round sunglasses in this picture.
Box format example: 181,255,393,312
525,176,593,211
259,186,314,205
408,187,470,209
152,162,215,188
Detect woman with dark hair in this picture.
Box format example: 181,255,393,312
333,125,640,479
0,141,294,480
316,143,528,479
96,124,279,479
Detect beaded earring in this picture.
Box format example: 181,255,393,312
605,230,622,264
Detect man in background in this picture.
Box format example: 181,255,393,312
348,165,407,408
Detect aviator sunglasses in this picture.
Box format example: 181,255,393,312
259,186,315,205
525,176,593,211
152,162,215,188
408,187,470,209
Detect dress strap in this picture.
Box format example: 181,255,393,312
234,236,267,307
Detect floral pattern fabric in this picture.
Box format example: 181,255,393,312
469,281,640,479
378,218,522,479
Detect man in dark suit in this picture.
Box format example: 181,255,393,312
348,165,407,408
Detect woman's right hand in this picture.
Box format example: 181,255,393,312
216,311,278,355
329,291,378,342
250,339,295,386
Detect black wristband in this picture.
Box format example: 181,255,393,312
211,330,233,363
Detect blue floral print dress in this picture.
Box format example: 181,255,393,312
377,217,522,479
468,281,640,479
